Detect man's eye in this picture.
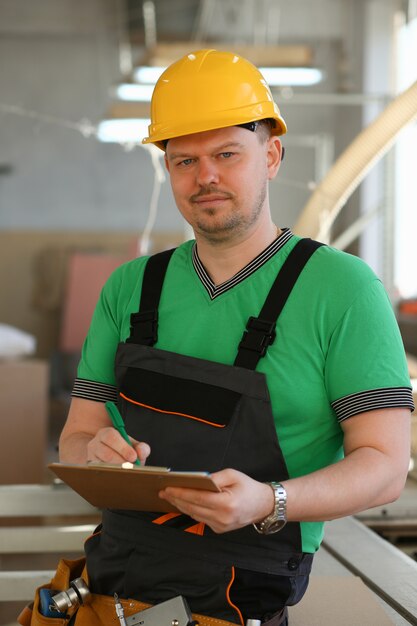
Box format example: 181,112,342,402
178,158,194,166
220,152,233,159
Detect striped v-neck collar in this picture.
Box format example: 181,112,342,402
192,228,293,300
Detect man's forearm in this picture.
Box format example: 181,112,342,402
283,446,407,523
58,397,113,465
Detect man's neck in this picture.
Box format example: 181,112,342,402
195,222,282,286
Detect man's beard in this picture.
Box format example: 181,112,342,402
190,182,267,244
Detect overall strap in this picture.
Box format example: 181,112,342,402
234,238,324,370
127,248,176,345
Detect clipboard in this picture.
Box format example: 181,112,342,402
48,462,220,512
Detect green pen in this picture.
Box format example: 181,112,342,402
105,401,141,466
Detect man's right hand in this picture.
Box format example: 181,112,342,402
86,426,151,465
59,397,151,465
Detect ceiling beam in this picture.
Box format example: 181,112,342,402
138,42,314,67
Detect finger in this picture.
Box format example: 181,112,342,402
159,490,216,522
160,486,228,516
104,428,140,463
210,468,240,489
160,486,220,505
89,428,138,464
87,439,129,464
133,441,151,464
159,490,237,533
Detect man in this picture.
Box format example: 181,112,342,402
59,49,413,626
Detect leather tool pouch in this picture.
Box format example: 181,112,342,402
16,554,286,626
17,557,86,626
16,558,240,626
17,555,147,626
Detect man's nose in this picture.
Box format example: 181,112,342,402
196,158,220,186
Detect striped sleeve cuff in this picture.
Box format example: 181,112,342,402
71,378,118,404
332,387,415,422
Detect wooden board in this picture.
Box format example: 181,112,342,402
323,517,417,624
290,576,396,626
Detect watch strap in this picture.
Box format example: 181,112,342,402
253,482,287,535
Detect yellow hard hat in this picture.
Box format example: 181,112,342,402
142,48,287,150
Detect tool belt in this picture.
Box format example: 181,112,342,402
17,557,287,626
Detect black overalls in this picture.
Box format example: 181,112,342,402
85,239,322,625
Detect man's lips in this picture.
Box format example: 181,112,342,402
191,194,231,204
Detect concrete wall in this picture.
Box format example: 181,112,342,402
0,0,183,232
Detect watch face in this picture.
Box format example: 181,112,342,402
263,518,286,534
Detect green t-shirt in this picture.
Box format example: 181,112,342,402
75,232,413,552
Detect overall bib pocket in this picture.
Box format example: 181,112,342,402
120,366,243,472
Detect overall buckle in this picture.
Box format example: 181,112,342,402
127,310,158,345
238,316,276,357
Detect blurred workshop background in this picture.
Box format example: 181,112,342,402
0,0,416,623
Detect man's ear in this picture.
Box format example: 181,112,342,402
164,153,170,172
266,137,283,180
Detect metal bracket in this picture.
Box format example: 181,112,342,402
126,596,196,626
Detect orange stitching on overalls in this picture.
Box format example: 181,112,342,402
120,392,226,428
152,512,182,524
226,566,244,626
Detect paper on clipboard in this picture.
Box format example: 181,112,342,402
48,462,220,512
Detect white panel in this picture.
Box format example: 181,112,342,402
359,0,398,283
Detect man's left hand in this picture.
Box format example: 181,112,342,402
159,468,274,533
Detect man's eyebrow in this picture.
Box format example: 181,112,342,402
167,141,245,161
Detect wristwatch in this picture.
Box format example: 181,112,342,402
253,482,287,534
